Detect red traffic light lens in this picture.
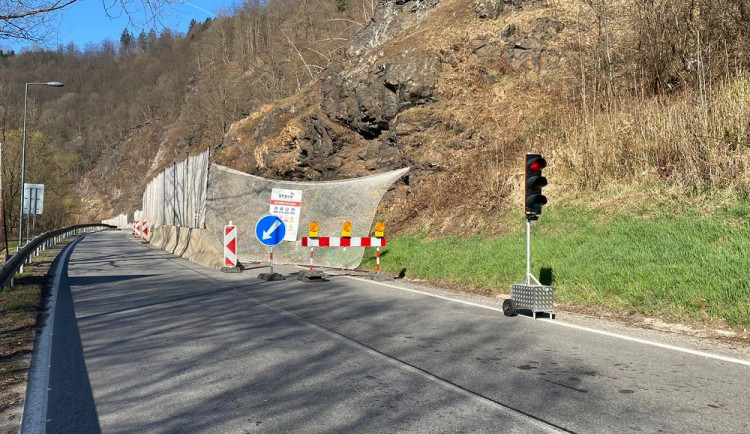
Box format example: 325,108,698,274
529,158,547,173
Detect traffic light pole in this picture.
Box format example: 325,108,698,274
525,218,541,286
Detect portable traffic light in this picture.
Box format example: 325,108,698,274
525,153,548,219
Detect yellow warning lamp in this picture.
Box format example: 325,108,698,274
342,221,352,238
374,221,385,238
309,221,320,238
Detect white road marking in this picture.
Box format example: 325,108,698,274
336,273,750,368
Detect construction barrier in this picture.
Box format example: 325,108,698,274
224,222,237,268
141,221,150,243
301,237,386,248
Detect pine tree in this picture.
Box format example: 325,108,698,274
119,28,134,54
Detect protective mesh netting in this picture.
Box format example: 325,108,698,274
141,151,209,228
205,164,408,268
118,149,407,269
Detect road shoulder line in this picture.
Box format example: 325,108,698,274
21,237,83,434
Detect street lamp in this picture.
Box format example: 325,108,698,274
18,81,64,249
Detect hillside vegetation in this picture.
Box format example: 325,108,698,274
0,0,747,329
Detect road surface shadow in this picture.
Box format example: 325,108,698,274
46,262,101,434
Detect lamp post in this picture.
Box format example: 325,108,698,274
18,81,64,249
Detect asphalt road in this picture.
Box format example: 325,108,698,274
32,231,750,433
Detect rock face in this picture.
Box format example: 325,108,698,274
321,50,442,139
342,0,443,58
217,0,448,183
476,0,503,19
471,18,564,74
157,0,570,234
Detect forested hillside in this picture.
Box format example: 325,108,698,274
0,0,748,237
0,0,367,233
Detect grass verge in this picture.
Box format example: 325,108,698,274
363,201,750,328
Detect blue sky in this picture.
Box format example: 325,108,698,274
4,0,244,52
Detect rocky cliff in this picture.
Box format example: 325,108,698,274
89,0,572,235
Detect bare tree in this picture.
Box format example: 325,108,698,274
0,0,179,42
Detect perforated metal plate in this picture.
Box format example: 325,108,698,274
510,284,554,315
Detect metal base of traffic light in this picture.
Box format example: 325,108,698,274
504,217,554,319
507,284,554,319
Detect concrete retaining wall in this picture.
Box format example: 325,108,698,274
150,226,223,269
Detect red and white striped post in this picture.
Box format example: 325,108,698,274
374,222,385,275
224,221,237,267
222,221,241,273
140,221,150,243
134,220,141,238
308,221,319,271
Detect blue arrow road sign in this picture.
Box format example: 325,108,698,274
255,215,286,247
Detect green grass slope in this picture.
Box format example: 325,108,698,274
364,200,749,328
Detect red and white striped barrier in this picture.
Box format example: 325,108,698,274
301,237,386,248
301,236,386,273
134,220,141,238
140,221,150,243
224,223,237,268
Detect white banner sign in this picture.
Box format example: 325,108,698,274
269,188,302,242
23,183,45,215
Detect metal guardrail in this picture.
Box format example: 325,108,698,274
0,223,116,292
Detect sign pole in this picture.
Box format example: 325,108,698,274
31,188,37,239
270,246,274,275
525,218,531,285
525,218,541,286
26,206,30,243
